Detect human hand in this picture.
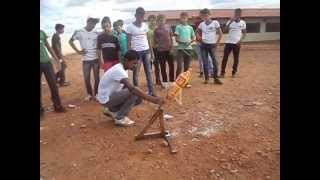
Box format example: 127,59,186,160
55,61,62,71
78,49,87,55
153,96,165,105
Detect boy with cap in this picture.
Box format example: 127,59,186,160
126,7,155,96
69,17,100,101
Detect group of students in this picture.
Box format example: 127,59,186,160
40,7,246,126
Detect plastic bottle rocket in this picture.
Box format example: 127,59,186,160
166,68,192,105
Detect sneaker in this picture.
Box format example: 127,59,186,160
114,117,135,127
214,78,223,85
103,107,116,119
203,80,209,84
54,106,67,113
84,95,92,101
219,74,225,78
186,84,192,88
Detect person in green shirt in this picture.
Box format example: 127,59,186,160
174,12,196,87
113,20,128,64
147,14,161,85
40,30,66,116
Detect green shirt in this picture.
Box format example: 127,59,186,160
113,30,128,57
40,30,51,63
147,26,156,48
174,24,195,49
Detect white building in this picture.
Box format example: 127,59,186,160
145,8,280,43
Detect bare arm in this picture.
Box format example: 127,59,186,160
45,39,59,63
195,28,201,42
216,28,223,44
226,19,234,29
239,29,246,43
127,34,132,50
97,49,103,66
120,78,164,105
54,44,63,60
45,39,61,71
69,38,85,55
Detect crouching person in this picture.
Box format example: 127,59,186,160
97,50,164,127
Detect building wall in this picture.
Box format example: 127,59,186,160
167,17,280,42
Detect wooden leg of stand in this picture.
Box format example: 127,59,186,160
164,132,178,154
158,109,165,134
135,109,162,140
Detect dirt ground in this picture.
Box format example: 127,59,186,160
40,41,280,180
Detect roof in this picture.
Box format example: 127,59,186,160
145,8,280,20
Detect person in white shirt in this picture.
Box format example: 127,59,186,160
220,8,247,78
126,7,155,96
196,8,223,84
69,17,100,101
97,50,164,127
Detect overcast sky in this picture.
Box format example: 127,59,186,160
40,0,280,37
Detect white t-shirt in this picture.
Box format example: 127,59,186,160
126,22,149,51
71,28,99,61
198,20,220,44
97,63,128,104
225,20,246,44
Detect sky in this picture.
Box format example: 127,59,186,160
40,0,280,38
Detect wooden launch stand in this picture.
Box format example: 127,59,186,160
135,106,178,154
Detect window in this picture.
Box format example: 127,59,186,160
246,23,260,33
266,22,280,32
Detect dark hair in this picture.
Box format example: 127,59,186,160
113,21,119,28
136,7,145,15
147,15,156,21
55,24,64,31
200,8,210,15
180,12,188,17
156,14,165,21
235,8,242,13
117,19,124,26
124,50,139,61
101,16,111,25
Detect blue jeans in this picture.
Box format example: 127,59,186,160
133,50,154,95
195,43,213,74
104,88,142,120
200,43,219,80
